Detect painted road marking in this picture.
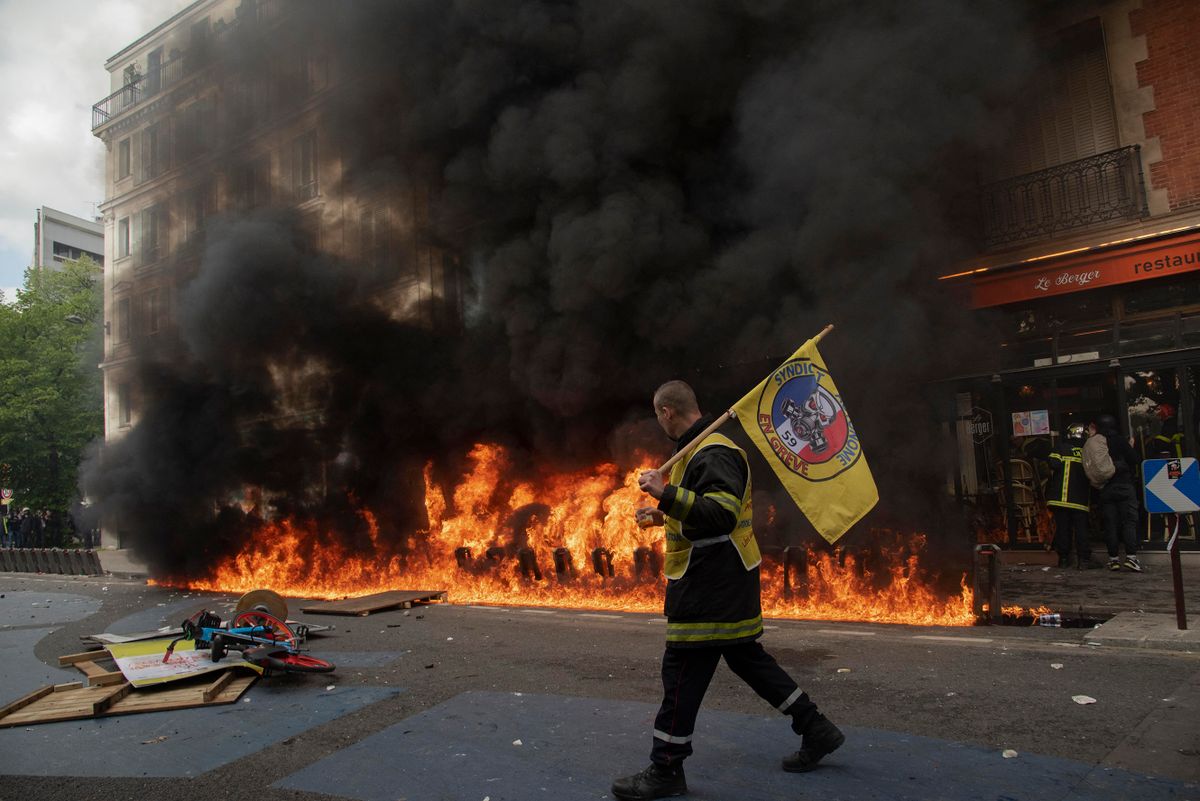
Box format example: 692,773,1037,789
579,613,623,620
913,635,994,644
817,629,877,636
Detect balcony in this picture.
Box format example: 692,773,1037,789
979,145,1147,249
92,54,187,131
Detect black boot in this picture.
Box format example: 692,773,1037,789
611,763,687,800
782,713,845,773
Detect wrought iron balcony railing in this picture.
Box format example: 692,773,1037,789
979,145,1147,249
92,54,186,131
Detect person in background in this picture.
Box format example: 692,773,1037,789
1093,414,1143,572
1046,424,1101,570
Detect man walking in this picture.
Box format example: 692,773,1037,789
611,380,843,801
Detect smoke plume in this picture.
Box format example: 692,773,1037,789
84,0,1034,575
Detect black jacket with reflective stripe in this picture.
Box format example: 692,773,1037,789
656,416,762,647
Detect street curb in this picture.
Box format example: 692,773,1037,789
1083,611,1198,653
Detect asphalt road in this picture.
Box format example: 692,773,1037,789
1,571,1197,801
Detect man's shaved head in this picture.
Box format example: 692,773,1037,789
654,380,699,415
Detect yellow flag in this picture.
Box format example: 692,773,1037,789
730,337,878,543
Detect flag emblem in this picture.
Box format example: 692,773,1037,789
749,356,863,482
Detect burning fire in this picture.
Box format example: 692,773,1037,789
161,443,979,626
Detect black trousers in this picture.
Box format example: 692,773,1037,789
1051,507,1091,560
651,640,817,767
1100,482,1139,557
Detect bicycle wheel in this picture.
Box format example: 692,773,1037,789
261,651,336,674
231,609,300,649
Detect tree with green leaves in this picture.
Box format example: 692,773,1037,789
0,257,104,520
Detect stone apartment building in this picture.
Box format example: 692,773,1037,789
90,0,461,547
941,0,1200,551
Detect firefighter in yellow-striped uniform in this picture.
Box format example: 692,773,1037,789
1048,424,1101,570
611,380,843,801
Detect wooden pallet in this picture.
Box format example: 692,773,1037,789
0,671,256,728
59,649,125,687
299,589,447,616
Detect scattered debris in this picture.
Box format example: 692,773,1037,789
141,735,170,745
300,589,447,617
1002,749,1018,758
1072,695,1097,705
512,739,522,746
1051,663,1064,670
836,668,851,674
326,685,336,691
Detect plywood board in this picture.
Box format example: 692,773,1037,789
299,590,447,617
0,672,257,728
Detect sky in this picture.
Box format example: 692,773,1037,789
0,0,192,301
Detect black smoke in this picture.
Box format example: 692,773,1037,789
84,0,1035,576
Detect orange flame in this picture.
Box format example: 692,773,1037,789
160,443,984,626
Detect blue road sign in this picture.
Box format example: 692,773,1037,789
1143,457,1200,513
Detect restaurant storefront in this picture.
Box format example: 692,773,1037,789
944,227,1200,551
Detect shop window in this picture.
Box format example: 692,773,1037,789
1181,312,1200,348
1117,319,1176,356
1122,278,1200,316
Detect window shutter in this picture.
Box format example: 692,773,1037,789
995,18,1117,179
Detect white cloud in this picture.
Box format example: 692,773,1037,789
0,0,192,285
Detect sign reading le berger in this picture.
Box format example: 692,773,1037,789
971,230,1200,308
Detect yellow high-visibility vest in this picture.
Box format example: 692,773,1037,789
663,433,761,580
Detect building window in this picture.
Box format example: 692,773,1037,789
118,138,131,179
117,297,131,341
51,242,104,265
139,203,167,264
118,382,132,427
361,204,392,279
184,181,214,241
117,217,130,258
293,131,318,201
991,18,1117,179
143,289,162,335
137,121,169,183
233,155,271,210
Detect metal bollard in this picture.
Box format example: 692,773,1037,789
591,547,614,578
64,548,82,575
517,547,543,580
973,544,1002,623
782,545,808,598
633,546,662,579
0,548,12,572
552,547,574,579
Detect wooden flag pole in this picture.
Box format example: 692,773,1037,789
654,324,834,475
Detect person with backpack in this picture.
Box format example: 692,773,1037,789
1082,415,1142,572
